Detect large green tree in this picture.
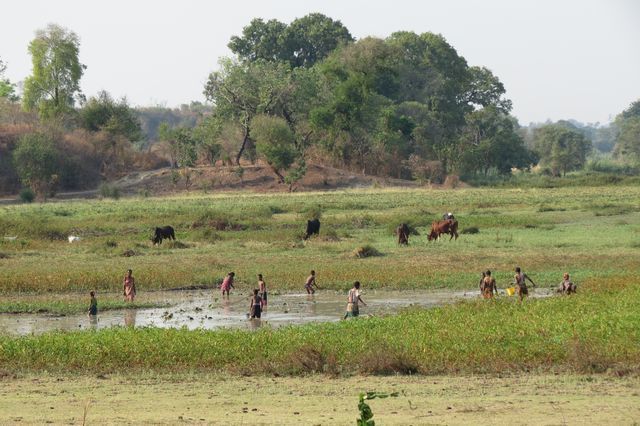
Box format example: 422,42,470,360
23,24,86,120
204,59,318,165
459,107,532,175
533,124,592,176
613,100,640,161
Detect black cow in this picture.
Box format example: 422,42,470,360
304,219,320,240
396,223,410,245
152,226,176,245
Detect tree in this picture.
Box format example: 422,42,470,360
283,13,354,68
250,114,298,183
79,91,142,141
614,117,640,161
13,133,60,199
204,59,315,164
158,123,197,168
533,124,592,176
459,107,532,175
613,100,640,161
228,13,353,68
23,24,86,120
0,58,18,101
228,18,288,63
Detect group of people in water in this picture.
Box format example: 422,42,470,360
219,269,366,320
480,267,577,301
86,264,577,319
85,209,577,319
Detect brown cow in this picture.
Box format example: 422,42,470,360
396,223,410,245
427,219,458,241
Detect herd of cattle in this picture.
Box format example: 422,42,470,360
151,216,457,245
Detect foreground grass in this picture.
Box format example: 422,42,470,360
1,186,639,293
1,279,638,375
1,372,638,425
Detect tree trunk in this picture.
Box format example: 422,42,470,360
235,128,249,165
271,166,285,184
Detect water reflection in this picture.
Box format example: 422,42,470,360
124,309,136,327
248,318,262,330
88,315,98,330
305,294,317,316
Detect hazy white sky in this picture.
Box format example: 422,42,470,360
2,0,639,124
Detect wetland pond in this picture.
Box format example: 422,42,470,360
0,288,552,336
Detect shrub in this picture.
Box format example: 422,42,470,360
99,183,120,200
352,245,382,258
18,188,35,203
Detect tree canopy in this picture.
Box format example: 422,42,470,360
533,124,591,176
23,24,86,120
613,99,640,161
228,13,354,68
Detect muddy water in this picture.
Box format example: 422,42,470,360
0,289,552,336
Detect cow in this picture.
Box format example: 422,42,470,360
152,226,176,245
396,223,410,245
427,219,459,241
303,219,320,240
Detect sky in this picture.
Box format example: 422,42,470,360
2,0,639,125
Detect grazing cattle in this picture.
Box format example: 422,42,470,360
427,219,459,241
303,219,321,240
396,223,410,245
152,226,176,245
68,235,82,243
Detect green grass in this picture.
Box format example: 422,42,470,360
0,278,637,375
0,186,639,374
0,186,638,293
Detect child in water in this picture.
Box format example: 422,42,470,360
221,272,235,297
249,289,262,319
88,291,98,316
258,274,267,309
123,269,136,302
305,270,318,294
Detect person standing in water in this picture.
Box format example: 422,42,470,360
480,270,498,299
88,291,98,316
221,272,235,297
258,274,267,310
123,269,136,302
344,281,367,319
249,289,263,319
513,266,536,302
305,270,318,294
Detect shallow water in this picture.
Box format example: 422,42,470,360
0,288,552,336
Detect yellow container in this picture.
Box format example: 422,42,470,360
505,287,515,296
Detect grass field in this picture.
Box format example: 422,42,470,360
0,185,639,426
1,186,639,293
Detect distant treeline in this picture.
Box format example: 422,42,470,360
0,16,639,197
